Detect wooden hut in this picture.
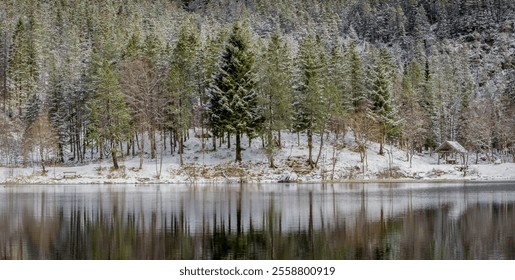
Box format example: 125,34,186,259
435,141,467,165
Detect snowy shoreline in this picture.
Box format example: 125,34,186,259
2,162,514,185
2,178,515,186
2,132,514,185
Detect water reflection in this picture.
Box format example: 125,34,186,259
1,182,515,259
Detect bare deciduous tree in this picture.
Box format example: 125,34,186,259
121,57,165,169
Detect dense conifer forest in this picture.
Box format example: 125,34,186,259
0,0,514,170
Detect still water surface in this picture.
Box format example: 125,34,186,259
1,182,514,260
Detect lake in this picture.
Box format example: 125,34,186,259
1,182,514,260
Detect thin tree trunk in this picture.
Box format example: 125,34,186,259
139,129,144,169
379,125,385,155
126,138,131,156
131,135,135,157
179,130,184,166
119,142,124,161
170,130,174,155
150,128,156,159
267,129,275,168
315,127,325,167
39,142,46,173
307,129,313,168
236,132,242,162
112,143,119,169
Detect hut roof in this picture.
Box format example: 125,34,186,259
435,141,467,153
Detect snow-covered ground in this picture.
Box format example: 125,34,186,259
1,131,514,184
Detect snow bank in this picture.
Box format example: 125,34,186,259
1,131,514,184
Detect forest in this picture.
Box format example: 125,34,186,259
0,0,514,171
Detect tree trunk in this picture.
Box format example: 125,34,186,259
179,130,184,166
131,136,135,156
315,128,325,167
379,125,385,155
307,129,313,168
170,130,173,155
139,129,144,169
112,146,119,169
267,129,275,168
125,138,129,156
58,142,64,163
235,132,242,162
39,144,46,174
150,128,156,159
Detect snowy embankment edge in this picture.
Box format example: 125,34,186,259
2,162,515,185
2,131,514,185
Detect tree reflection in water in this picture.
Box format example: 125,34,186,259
1,184,514,259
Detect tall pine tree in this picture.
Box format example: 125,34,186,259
294,34,327,168
168,20,200,165
208,22,261,162
88,60,132,169
259,29,294,167
371,48,398,155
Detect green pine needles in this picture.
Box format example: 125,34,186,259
209,22,262,162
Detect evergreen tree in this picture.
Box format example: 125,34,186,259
294,34,327,168
168,20,200,165
202,29,228,151
259,29,294,167
23,92,41,127
123,32,142,60
143,31,162,66
400,66,423,167
8,18,39,117
346,41,367,113
325,41,348,136
88,60,132,169
208,22,261,162
47,59,68,163
370,48,398,155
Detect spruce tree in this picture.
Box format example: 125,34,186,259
168,21,200,165
8,18,39,117
208,22,261,162
400,65,427,167
23,92,41,127
371,48,398,155
346,41,366,113
294,34,327,168
203,29,228,151
47,59,68,163
326,41,349,133
259,29,294,167
88,60,132,169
